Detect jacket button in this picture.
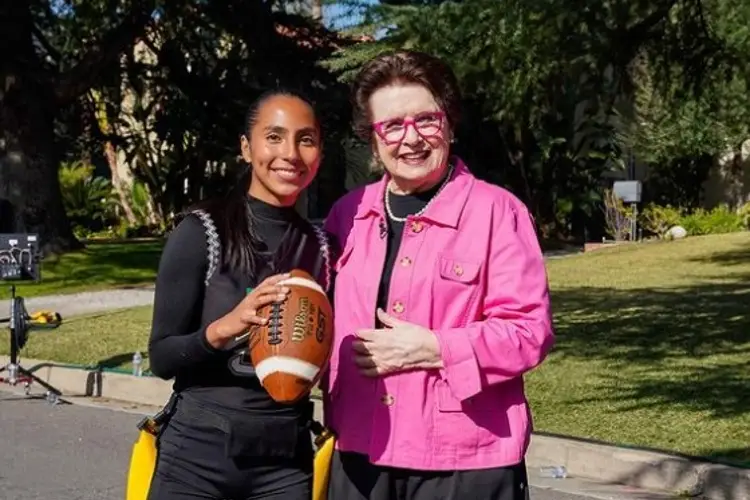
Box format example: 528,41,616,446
381,394,395,406
454,264,464,276
392,301,404,314
400,256,412,266
410,221,424,233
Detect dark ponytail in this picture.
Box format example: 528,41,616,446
186,87,318,278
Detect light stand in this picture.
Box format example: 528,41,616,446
0,233,64,404
0,285,64,404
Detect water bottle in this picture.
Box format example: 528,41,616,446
8,363,18,383
539,465,567,479
132,351,143,377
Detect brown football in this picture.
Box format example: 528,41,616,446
249,269,333,404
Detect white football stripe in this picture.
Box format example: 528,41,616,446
278,276,325,295
254,356,320,383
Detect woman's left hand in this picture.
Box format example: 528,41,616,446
352,309,443,377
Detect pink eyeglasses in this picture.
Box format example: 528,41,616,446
372,111,445,145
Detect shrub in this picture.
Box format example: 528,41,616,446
638,203,747,238
738,202,750,229
639,204,684,238
679,205,745,236
59,161,117,233
602,189,635,241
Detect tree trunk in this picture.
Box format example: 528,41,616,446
1,0,154,254
0,3,81,255
91,90,138,225
0,96,82,254
104,140,138,224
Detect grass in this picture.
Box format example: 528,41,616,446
528,232,750,466
0,241,162,299
2,306,154,373
3,232,749,465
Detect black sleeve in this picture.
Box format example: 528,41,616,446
148,215,222,380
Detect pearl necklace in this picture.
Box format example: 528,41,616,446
384,162,454,223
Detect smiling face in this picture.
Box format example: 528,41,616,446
241,94,321,207
369,83,452,194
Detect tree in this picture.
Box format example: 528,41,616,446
627,0,750,207
1,0,355,252
0,0,155,253
100,1,354,223
323,0,737,240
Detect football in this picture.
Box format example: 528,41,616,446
249,269,333,404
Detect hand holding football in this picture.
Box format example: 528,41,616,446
249,269,333,404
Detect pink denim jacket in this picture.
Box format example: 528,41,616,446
323,158,554,471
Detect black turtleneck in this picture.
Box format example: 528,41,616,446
247,196,298,254
147,194,333,461
148,195,325,414
376,181,443,312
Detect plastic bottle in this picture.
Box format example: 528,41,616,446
539,465,568,479
132,351,143,377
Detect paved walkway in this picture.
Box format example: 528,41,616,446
0,287,155,319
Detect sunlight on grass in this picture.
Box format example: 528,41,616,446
2,306,154,373
527,232,750,464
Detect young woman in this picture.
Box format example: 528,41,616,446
146,89,331,500
323,50,554,499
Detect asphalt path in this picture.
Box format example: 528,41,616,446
0,389,609,500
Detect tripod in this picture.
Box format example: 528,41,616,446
0,284,64,404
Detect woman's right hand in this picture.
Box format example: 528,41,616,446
205,273,292,349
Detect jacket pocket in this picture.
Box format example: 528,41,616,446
432,379,480,454
433,255,483,323
433,383,514,454
438,256,481,285
436,379,464,413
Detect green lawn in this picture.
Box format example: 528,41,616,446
5,306,154,373
528,232,750,466
4,232,749,465
0,241,163,299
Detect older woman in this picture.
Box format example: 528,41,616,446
322,50,555,500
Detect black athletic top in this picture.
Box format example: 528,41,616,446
148,195,331,459
376,183,441,312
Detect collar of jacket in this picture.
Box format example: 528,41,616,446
353,156,474,229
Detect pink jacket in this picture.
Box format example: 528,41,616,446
323,158,554,471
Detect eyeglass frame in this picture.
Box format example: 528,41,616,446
371,111,446,145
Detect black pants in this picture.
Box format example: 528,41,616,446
147,396,312,500
328,451,530,500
